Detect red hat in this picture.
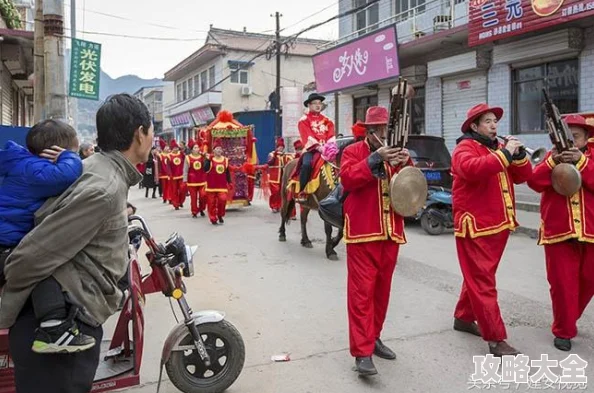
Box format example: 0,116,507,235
276,137,285,148
461,103,503,133
562,114,594,136
293,140,304,150
169,139,179,149
364,107,389,125
158,138,167,150
188,139,196,149
351,121,367,138
213,139,223,149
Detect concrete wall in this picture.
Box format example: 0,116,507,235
424,77,441,137
221,50,316,114
487,63,511,135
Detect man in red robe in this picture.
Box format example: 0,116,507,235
184,139,207,218
158,140,171,204
297,93,335,201
168,139,186,210
340,106,412,376
205,140,232,225
527,114,594,351
247,137,258,204
451,103,532,357
267,138,290,213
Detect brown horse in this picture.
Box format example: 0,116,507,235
277,137,354,260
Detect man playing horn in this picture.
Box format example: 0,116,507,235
451,103,532,357
340,106,412,376
527,114,594,352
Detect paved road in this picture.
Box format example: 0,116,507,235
120,188,593,393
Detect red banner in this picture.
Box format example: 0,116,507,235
468,0,594,47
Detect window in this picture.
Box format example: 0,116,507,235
230,63,249,84
353,95,378,123
187,78,193,98
411,86,425,135
209,66,216,89
182,80,188,101
513,59,578,134
194,76,200,97
155,91,163,102
354,0,379,35
200,70,208,93
395,0,426,19
176,84,182,102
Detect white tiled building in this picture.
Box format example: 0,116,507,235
319,0,593,151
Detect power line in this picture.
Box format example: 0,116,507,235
61,29,205,41
281,0,342,34
63,2,209,34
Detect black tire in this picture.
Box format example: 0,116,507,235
165,320,246,393
420,211,445,236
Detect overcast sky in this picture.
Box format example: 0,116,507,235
65,0,340,79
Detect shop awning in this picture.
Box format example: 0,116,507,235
191,106,215,125
169,112,194,128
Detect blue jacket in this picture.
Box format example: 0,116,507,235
0,141,82,247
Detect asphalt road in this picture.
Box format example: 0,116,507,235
119,188,593,393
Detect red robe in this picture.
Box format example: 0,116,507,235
186,154,207,216
451,138,532,342
158,153,171,203
267,152,292,211
298,112,336,151
168,151,186,209
340,140,410,356
206,156,230,223
527,147,594,339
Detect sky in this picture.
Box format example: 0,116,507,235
64,0,340,80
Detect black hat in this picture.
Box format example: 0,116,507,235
303,93,325,107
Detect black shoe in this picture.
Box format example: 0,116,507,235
200,211,205,217
554,337,572,351
453,318,482,337
374,338,396,360
211,220,218,225
355,357,378,376
180,204,184,208
192,214,197,218
32,320,96,354
219,217,224,224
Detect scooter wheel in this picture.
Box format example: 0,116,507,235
166,320,246,393
420,211,445,236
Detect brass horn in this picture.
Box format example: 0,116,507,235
497,136,547,165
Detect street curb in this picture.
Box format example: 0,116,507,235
515,226,538,239
516,201,540,212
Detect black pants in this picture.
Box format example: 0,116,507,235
31,277,67,322
299,151,314,191
145,185,157,198
9,300,103,393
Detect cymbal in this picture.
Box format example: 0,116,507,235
389,166,428,217
552,163,582,196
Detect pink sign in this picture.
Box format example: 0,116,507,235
312,26,400,94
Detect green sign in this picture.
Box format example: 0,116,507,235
69,38,101,100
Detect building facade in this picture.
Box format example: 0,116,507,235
133,85,168,136
316,0,593,151
163,27,327,143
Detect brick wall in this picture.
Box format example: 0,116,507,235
425,77,442,137
579,27,594,112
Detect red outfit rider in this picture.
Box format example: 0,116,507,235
205,140,232,225
297,93,335,199
340,106,412,376
527,114,594,352
158,140,171,204
184,139,207,218
267,138,291,213
451,103,532,357
168,139,186,210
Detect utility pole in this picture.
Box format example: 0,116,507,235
274,11,282,139
43,0,68,121
69,0,78,129
33,0,45,123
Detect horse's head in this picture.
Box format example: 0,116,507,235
335,136,356,167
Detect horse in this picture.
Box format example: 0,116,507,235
278,137,355,261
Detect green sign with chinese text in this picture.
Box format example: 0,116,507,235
69,38,101,100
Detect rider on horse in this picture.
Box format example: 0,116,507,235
296,93,336,202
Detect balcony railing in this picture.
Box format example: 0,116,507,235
318,0,468,51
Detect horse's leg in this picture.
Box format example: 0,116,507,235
325,222,339,260
300,208,313,248
332,227,344,249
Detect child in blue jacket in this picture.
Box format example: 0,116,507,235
0,119,95,354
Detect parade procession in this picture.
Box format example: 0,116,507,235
0,0,593,392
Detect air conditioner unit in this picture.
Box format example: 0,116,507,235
240,86,253,96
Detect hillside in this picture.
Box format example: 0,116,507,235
75,70,162,139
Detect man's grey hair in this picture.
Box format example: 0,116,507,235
80,142,93,151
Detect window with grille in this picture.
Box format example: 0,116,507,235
353,95,379,123
209,66,216,89
354,0,380,35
